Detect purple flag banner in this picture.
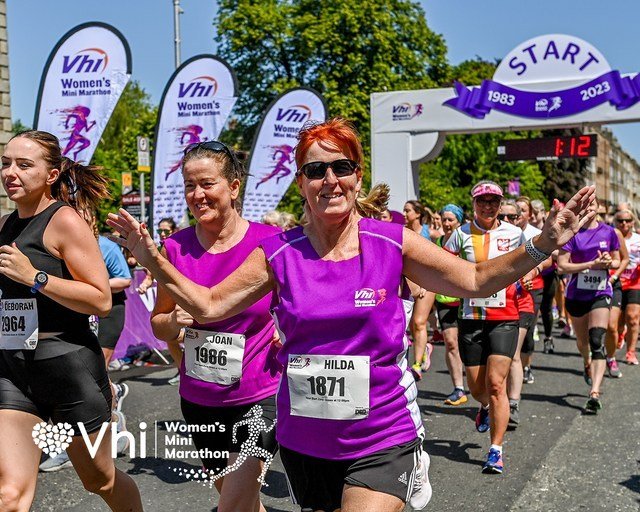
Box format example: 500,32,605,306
113,269,167,360
151,55,237,238
444,70,640,120
34,22,132,163
507,179,520,197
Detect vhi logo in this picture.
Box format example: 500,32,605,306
62,48,108,74
276,104,311,123
178,76,218,98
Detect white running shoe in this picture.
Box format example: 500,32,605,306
113,410,131,455
112,382,130,412
409,451,432,510
39,450,72,472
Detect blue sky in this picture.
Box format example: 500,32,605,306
7,0,640,160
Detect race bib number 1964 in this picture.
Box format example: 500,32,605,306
0,298,39,350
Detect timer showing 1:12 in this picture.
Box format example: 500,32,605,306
554,135,592,157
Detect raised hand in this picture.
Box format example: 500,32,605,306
106,209,159,269
537,186,596,252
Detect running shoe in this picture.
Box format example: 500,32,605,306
411,363,422,381
475,406,490,433
113,411,130,456
108,359,131,371
168,373,181,386
617,325,627,349
509,402,520,426
606,358,622,378
113,382,130,413
583,394,602,415
583,364,592,386
557,317,567,329
523,367,535,384
444,388,467,406
625,351,639,365
543,337,555,354
39,451,72,472
432,330,444,343
409,451,432,510
559,324,574,339
482,448,503,474
420,343,434,372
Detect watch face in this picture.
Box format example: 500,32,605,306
35,272,48,285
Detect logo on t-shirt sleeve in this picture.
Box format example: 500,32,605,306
497,238,511,252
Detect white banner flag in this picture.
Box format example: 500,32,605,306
243,88,327,221
151,55,238,233
34,22,132,163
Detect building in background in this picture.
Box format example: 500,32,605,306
0,0,12,215
587,126,640,215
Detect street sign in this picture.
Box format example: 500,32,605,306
121,171,133,195
137,136,151,172
122,189,150,224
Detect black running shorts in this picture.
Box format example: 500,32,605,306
97,303,126,350
565,296,612,318
436,302,459,331
280,437,422,512
458,320,519,366
0,344,112,433
622,289,640,309
179,395,277,471
611,279,623,309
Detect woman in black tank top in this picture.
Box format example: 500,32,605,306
0,131,142,511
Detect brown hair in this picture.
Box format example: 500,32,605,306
181,143,246,184
11,130,109,212
357,183,390,219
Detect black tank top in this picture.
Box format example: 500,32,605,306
0,202,92,358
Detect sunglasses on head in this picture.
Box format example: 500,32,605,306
297,159,359,180
498,213,519,221
183,140,241,169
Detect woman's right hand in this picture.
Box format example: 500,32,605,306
107,209,159,269
591,250,612,270
171,304,194,332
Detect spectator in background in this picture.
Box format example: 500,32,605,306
531,199,546,230
136,217,177,295
262,210,281,227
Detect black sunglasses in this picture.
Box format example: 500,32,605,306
183,140,241,169
616,218,633,223
498,213,519,221
297,159,359,180
157,228,172,235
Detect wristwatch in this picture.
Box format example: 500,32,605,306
30,271,49,294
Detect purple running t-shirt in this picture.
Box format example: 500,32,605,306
261,218,424,460
164,222,282,406
562,222,620,301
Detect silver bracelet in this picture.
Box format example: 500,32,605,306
525,238,550,264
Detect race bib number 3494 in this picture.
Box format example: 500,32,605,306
287,354,370,420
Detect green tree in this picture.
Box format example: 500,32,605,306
12,119,31,135
216,0,449,216
91,81,157,227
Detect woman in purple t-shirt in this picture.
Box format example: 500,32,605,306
109,119,596,512
149,141,281,511
557,198,621,413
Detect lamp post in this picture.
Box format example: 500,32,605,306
173,0,183,69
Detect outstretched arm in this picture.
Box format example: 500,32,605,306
107,209,275,324
403,186,596,297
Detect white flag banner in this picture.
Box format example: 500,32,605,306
34,22,132,163
151,55,238,233
243,88,327,221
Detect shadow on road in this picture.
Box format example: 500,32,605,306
521,392,585,411
424,438,483,467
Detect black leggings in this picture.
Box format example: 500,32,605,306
540,272,559,338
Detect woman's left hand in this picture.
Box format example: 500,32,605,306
0,243,37,286
536,186,597,253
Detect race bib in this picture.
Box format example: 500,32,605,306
622,266,636,281
287,354,370,420
183,328,245,385
0,299,39,350
577,270,608,291
469,288,506,308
